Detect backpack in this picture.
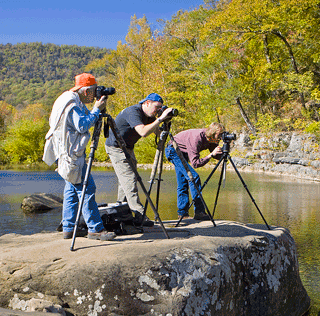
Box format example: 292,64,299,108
98,202,138,235
56,202,141,235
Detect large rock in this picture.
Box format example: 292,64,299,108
21,193,63,213
0,220,310,316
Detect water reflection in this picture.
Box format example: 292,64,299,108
0,169,319,313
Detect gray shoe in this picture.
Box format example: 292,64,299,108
88,229,116,241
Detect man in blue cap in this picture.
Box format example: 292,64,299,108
105,93,173,226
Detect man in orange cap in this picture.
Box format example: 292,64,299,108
43,73,116,241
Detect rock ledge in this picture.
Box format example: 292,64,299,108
0,220,310,316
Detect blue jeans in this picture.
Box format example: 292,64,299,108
62,164,104,233
165,144,204,216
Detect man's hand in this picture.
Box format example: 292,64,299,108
94,95,107,112
211,146,222,157
158,107,173,122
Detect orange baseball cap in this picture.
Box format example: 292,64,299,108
70,73,97,92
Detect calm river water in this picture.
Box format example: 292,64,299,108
0,168,319,314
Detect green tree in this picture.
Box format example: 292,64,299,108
162,7,230,130
87,14,170,126
3,104,48,163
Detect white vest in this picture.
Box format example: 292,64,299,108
43,91,90,184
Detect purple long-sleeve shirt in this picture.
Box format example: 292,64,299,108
171,128,220,168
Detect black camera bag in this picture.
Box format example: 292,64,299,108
98,202,135,235
56,201,138,235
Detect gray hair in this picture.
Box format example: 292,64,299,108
78,85,96,94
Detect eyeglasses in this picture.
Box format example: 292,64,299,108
207,132,223,143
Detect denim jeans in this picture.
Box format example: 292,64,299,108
62,164,104,233
165,144,204,216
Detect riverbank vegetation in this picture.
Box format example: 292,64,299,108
1,0,320,166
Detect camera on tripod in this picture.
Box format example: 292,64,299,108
159,105,179,118
221,131,236,142
96,86,116,100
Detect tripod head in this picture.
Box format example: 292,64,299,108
222,141,231,154
100,108,109,118
156,120,171,145
221,132,236,154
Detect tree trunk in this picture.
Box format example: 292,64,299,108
272,30,306,110
236,97,256,134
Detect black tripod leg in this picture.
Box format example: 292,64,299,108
70,113,104,251
175,214,185,227
176,155,225,227
212,159,226,219
169,133,216,227
185,155,225,215
188,176,216,226
202,155,225,191
137,172,170,238
227,155,271,230
70,160,92,251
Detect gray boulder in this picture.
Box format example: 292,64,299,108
21,193,63,213
0,220,310,316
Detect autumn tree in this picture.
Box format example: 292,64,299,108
202,0,320,128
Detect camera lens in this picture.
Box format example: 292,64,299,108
159,106,179,117
221,132,236,142
96,86,116,100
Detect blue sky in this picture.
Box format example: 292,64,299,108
0,0,205,50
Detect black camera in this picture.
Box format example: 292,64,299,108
96,86,116,100
221,131,236,142
159,105,179,117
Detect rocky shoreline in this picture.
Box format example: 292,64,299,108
94,131,320,182
231,131,320,182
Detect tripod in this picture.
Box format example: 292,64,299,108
142,121,216,228
177,138,271,230
70,107,108,251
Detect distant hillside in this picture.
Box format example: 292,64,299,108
0,42,109,109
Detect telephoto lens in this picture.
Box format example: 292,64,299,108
160,105,179,117
96,86,116,100
221,131,237,142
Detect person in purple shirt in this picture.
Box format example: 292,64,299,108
165,122,225,220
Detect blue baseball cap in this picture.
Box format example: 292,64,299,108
139,93,163,104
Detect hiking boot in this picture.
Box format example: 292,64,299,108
88,229,116,241
63,229,87,239
133,211,154,227
142,216,154,227
193,212,211,221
